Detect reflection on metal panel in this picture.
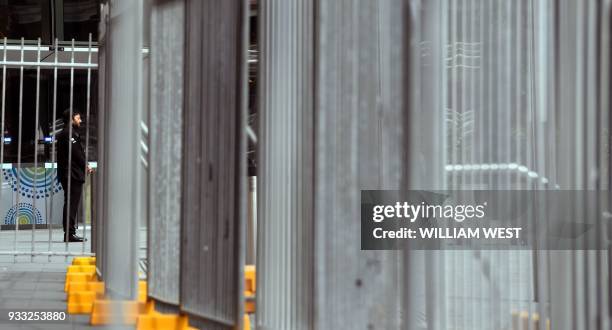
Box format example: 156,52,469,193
148,0,184,307
405,0,612,329
181,0,247,328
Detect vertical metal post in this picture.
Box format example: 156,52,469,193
15,37,24,261
99,0,143,300
49,38,59,256
0,38,6,243
82,33,93,254
96,1,109,278
65,38,75,248
32,38,42,260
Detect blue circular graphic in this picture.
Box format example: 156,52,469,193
2,168,62,199
4,202,44,225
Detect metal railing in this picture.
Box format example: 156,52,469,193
0,35,98,260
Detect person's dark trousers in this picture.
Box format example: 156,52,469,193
60,179,83,239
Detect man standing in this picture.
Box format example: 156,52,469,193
56,109,92,242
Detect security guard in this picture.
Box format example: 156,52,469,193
56,109,92,242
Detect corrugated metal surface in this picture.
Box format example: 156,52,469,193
95,0,109,279
256,0,314,329
256,0,315,328
403,1,448,327
402,0,612,329
256,0,407,328
314,0,407,328
181,0,247,328
548,1,610,329
147,0,184,307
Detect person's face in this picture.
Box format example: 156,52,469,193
72,114,82,127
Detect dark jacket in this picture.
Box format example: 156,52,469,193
56,126,86,184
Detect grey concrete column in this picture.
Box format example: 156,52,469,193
98,0,143,300
257,0,409,328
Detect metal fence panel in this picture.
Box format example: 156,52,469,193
0,37,97,260
402,1,612,329
147,0,184,307
98,0,143,300
256,0,407,328
181,0,247,328
256,0,315,328
96,2,109,276
314,0,407,328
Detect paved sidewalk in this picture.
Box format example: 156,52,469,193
0,228,142,330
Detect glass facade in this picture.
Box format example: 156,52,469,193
0,0,99,43
0,0,46,41
63,0,99,42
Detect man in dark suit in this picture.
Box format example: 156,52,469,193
56,109,92,242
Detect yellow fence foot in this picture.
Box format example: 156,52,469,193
64,272,97,292
67,291,98,314
138,281,148,302
90,299,146,325
136,313,197,330
244,314,251,330
244,265,256,313
66,281,104,315
135,300,197,330
67,281,105,295
72,256,96,266
67,265,96,274
66,278,146,315
245,265,256,292
65,262,97,291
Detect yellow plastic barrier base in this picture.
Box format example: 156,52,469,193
66,281,145,296
90,300,147,325
67,291,98,314
66,281,146,314
245,265,256,292
245,293,255,314
245,265,256,313
64,272,97,292
67,265,96,274
134,298,249,330
138,281,147,303
67,281,105,295
244,314,251,330
136,313,197,330
72,256,96,265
